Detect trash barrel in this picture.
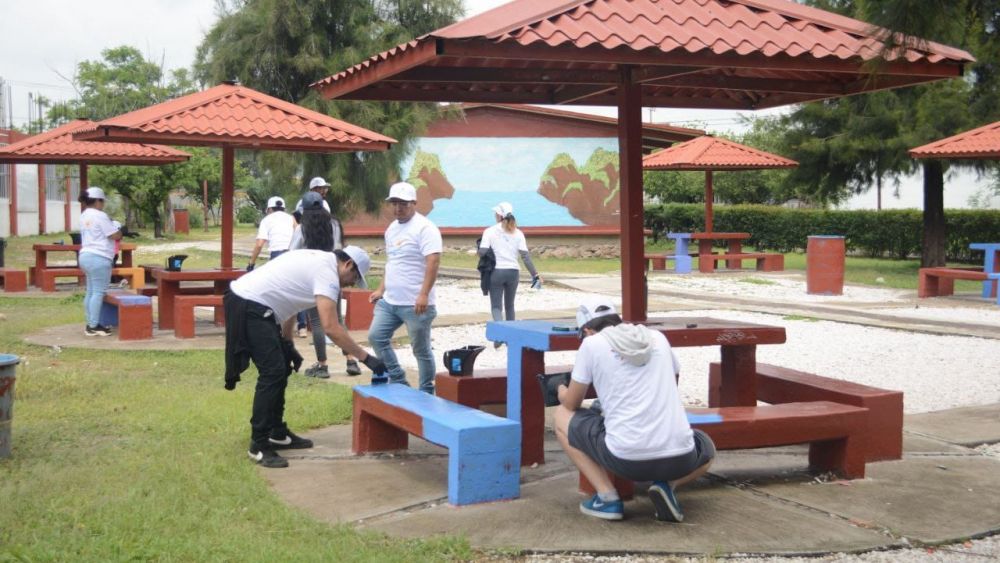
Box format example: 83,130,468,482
807,235,846,295
173,209,190,234
69,232,82,245
0,237,6,267
443,345,486,376
0,354,19,459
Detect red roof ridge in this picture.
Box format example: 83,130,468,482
2,120,92,151
435,0,584,39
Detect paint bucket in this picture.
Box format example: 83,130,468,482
443,345,485,376
807,236,846,295
166,254,188,271
0,354,19,459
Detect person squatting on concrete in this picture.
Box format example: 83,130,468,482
77,187,124,337
223,245,387,468
290,176,333,338
553,296,716,521
478,201,542,347
368,181,442,394
247,196,296,271
287,191,361,378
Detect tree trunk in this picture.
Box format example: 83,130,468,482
921,160,946,267
876,175,882,211
152,207,163,239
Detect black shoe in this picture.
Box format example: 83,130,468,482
345,359,361,376
268,430,313,450
248,445,288,468
84,325,112,337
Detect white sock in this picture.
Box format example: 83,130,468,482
598,490,620,502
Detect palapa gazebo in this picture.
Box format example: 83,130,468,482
643,135,798,232
0,119,190,235
311,0,973,321
74,83,397,268
909,121,1000,160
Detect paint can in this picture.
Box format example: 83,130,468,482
0,354,20,459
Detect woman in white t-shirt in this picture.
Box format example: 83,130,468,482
478,202,541,340
77,187,123,336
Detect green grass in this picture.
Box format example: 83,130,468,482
0,296,472,561
737,277,777,286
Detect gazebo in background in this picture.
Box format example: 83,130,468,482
311,0,973,322
74,83,396,268
0,120,190,235
642,135,798,233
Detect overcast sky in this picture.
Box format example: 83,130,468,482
0,0,991,208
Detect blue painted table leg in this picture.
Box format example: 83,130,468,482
983,250,999,298
673,237,692,274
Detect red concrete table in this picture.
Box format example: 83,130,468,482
484,317,787,466
31,243,136,286
690,232,751,272
152,268,245,330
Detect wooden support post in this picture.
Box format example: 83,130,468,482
221,146,234,269
617,64,646,322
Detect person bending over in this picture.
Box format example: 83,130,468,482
553,296,716,522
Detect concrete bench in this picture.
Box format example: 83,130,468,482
99,290,153,340
701,252,784,273
0,268,28,293
38,267,85,291
111,266,145,290
918,267,993,298
173,294,224,339
352,383,521,506
991,273,1000,305
709,362,903,461
342,288,376,330
435,364,576,411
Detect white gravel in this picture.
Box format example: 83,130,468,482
867,304,1000,327
648,273,912,304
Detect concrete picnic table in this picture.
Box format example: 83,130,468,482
969,242,1000,298
31,242,136,286
151,268,245,330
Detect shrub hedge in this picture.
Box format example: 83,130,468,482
645,204,1000,261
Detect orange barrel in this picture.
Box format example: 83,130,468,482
173,209,190,234
0,354,19,458
807,236,846,295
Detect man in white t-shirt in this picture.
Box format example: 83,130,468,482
553,296,716,522
223,246,387,469
247,196,296,271
368,181,442,394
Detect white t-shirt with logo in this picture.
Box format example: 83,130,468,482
383,212,442,306
230,249,341,322
480,223,528,270
79,208,118,260
256,211,296,252
571,327,693,461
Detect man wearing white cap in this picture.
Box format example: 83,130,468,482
77,186,124,336
294,176,332,215
223,245,387,469
553,296,716,522
247,196,295,271
368,181,442,394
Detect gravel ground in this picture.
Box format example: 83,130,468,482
647,274,912,304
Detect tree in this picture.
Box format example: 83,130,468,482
194,0,463,216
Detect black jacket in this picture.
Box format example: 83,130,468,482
476,238,495,296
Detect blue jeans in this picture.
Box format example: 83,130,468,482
368,299,437,393
79,252,113,327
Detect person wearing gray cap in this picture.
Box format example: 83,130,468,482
247,196,295,271
291,177,333,337
77,186,124,336
368,181,442,394
223,245,386,469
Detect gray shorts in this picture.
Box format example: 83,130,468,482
568,408,716,482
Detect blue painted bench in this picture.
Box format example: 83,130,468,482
352,384,521,506
99,290,153,340
990,273,1000,305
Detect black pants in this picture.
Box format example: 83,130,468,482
244,300,291,447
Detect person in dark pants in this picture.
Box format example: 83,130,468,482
478,202,541,348
223,245,386,468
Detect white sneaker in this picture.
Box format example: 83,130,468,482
297,327,307,338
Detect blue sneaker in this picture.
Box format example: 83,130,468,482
579,494,624,521
648,481,684,522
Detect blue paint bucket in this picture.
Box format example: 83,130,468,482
0,354,19,459
166,254,188,271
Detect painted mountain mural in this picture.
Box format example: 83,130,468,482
537,148,620,226
343,150,455,226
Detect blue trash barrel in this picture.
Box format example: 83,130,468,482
0,354,19,458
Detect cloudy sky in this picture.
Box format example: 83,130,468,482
0,0,990,208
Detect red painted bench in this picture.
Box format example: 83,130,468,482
918,267,993,298
435,364,576,410
100,290,153,340
38,267,85,291
709,362,903,462
701,252,784,273
644,253,667,271
0,268,28,293
342,288,376,330
173,294,224,338
580,401,870,499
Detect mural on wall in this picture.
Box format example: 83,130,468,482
343,137,621,228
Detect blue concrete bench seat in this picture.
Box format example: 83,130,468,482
99,289,153,340
352,384,521,506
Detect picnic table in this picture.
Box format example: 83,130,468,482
151,268,245,330
970,242,1000,298
484,317,787,466
30,243,137,286
650,232,783,274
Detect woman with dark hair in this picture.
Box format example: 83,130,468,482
288,191,360,378
77,187,123,336
478,202,541,347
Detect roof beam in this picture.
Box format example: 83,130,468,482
312,39,440,99
392,66,619,85
336,86,554,104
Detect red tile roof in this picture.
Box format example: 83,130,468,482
74,84,396,152
0,120,190,165
313,0,973,109
642,135,797,170
909,121,1000,160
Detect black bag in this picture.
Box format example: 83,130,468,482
442,345,485,376
166,254,188,271
536,372,571,407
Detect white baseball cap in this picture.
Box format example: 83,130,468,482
493,201,513,217
308,176,331,190
341,245,371,289
385,181,417,202
86,187,106,200
575,296,618,329
266,196,285,209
